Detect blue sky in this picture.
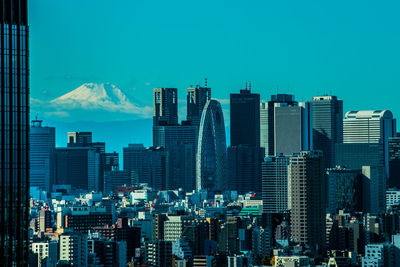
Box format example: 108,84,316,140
29,0,400,130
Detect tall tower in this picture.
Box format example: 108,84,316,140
1,0,30,264
196,99,226,191
308,95,343,168
343,110,396,177
230,87,260,147
187,81,211,127
153,88,178,126
388,135,400,188
289,151,325,254
228,85,263,194
262,94,298,156
261,154,290,213
30,119,56,192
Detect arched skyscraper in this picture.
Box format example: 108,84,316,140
196,99,226,191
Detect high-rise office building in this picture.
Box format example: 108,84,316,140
123,144,147,182
30,119,56,191
335,143,385,170
308,96,343,168
260,102,268,156
123,144,169,190
187,82,211,127
261,154,290,213
196,99,226,191
67,131,92,146
389,136,400,188
362,166,386,214
1,1,30,264
153,125,197,191
289,151,325,254
343,110,396,177
261,94,299,156
104,170,134,193
227,145,263,194
228,86,262,194
153,88,178,126
145,240,173,267
326,167,363,214
55,147,100,191
230,87,260,147
152,87,198,191
104,151,119,171
274,103,310,155
59,232,88,266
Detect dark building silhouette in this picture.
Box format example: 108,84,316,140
104,170,134,194
230,87,260,147
187,82,211,127
228,86,262,194
389,136,400,188
104,152,119,172
55,147,100,191
227,145,263,194
308,95,343,168
153,124,197,191
30,119,56,191
153,88,178,126
0,0,30,264
67,131,92,147
123,144,169,190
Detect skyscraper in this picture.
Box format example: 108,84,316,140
196,99,226,191
228,86,262,194
362,166,386,214
227,145,263,194
308,95,343,168
55,147,100,191
230,87,260,147
261,154,290,213
30,119,56,191
187,82,211,127
261,94,298,156
67,131,92,146
153,124,197,191
289,151,325,254
123,144,169,190
260,102,268,156
326,167,363,214
274,103,310,155
1,1,30,264
388,136,400,188
343,110,396,177
153,88,178,126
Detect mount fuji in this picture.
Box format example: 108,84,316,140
50,82,151,115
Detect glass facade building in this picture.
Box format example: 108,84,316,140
1,0,30,264
196,99,226,191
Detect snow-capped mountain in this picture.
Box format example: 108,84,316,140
50,82,151,115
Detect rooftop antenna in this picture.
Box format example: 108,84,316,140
245,81,248,90
249,81,252,91
205,78,208,88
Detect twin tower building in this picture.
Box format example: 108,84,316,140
152,84,226,192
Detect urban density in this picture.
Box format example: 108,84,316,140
3,0,400,266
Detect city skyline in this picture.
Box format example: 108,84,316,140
29,0,400,131
6,1,400,266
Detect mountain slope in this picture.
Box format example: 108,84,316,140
50,82,151,115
